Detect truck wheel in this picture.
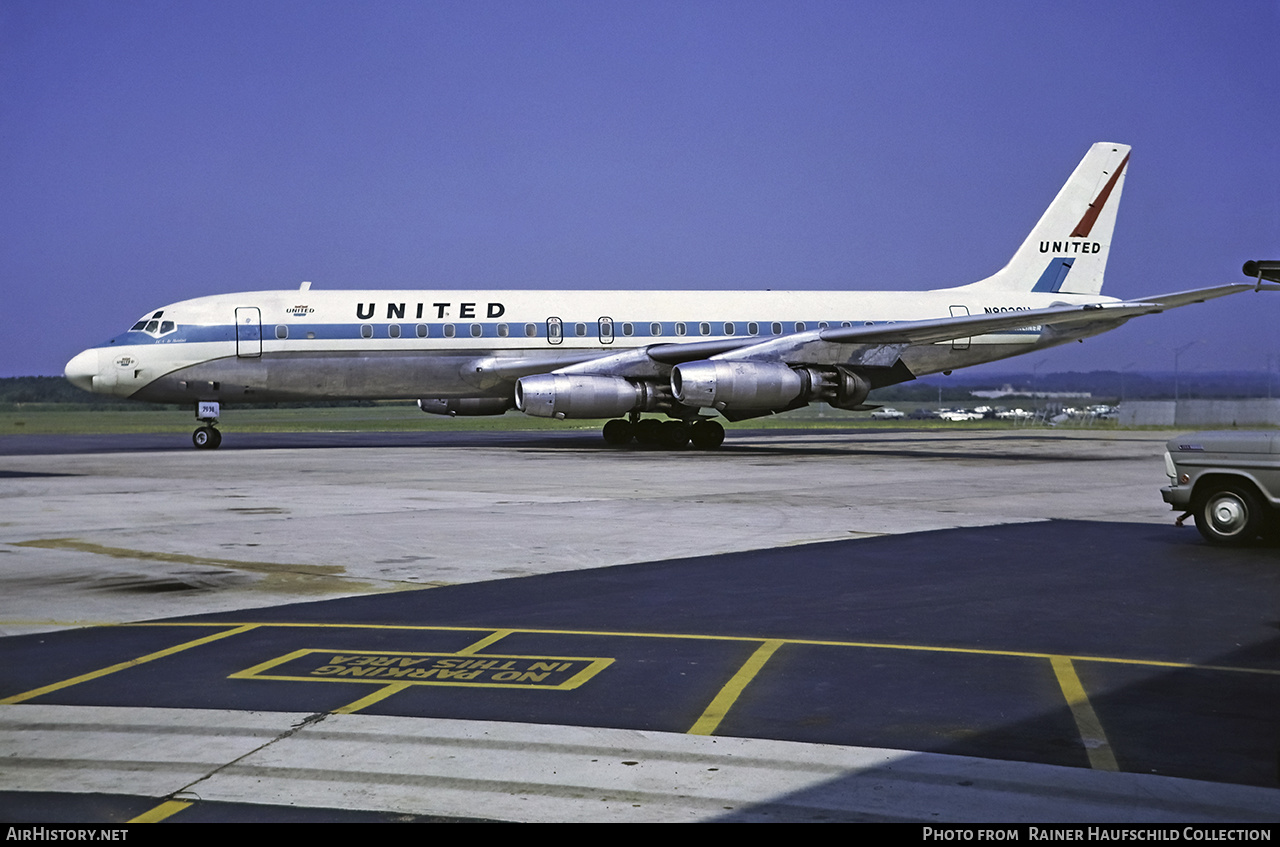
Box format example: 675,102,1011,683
1193,483,1263,546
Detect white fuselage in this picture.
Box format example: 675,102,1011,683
66,285,1115,407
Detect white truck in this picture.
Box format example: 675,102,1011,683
1162,431,1280,545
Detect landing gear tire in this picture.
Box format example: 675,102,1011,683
1193,483,1263,546
659,421,690,449
689,419,725,450
193,426,222,450
634,418,663,446
602,419,634,446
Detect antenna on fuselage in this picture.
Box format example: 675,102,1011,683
300,281,312,290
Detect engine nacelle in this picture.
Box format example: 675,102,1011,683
515,374,650,419
671,360,806,410
671,361,873,412
418,397,514,416
826,367,872,411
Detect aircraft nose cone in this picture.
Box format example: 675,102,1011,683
65,349,98,392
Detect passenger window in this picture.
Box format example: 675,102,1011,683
416,324,428,338
497,323,509,337
443,324,455,338
388,324,401,338
795,322,805,332
723,322,735,335
771,322,782,335
525,323,537,338
650,323,662,336
575,323,586,337
748,322,759,335
699,322,710,336
275,325,288,339
622,322,634,336
676,322,687,336
470,324,482,337
360,324,373,338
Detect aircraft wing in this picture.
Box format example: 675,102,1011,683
545,300,1157,377
501,282,1276,380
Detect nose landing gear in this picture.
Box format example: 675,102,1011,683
193,400,223,450
193,425,222,449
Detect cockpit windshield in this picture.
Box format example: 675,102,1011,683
128,310,176,338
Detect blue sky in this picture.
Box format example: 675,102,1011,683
3,0,1278,379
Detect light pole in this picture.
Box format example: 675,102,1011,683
1173,341,1197,404
1120,361,1137,403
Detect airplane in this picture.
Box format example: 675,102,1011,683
64,142,1277,450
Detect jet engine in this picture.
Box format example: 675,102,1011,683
515,374,659,419
418,397,514,416
671,361,871,412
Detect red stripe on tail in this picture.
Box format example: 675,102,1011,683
1070,152,1130,238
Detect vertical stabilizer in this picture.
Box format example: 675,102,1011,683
968,142,1129,296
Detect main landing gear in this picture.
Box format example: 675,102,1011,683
193,400,223,450
601,417,725,450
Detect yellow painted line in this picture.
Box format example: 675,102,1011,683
1051,656,1118,771
456,629,514,655
688,639,784,736
0,624,260,705
333,681,412,714
128,799,192,823
115,621,1280,677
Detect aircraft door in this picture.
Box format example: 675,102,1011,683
949,305,970,350
236,307,262,358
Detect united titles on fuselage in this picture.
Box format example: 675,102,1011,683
355,302,507,320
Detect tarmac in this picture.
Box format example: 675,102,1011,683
1,427,1277,822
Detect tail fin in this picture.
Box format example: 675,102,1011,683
968,142,1130,296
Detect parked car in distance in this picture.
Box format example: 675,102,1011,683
1161,431,1280,545
870,407,906,420
938,409,984,422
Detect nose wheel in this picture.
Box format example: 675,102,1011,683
193,401,223,449
193,425,222,450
